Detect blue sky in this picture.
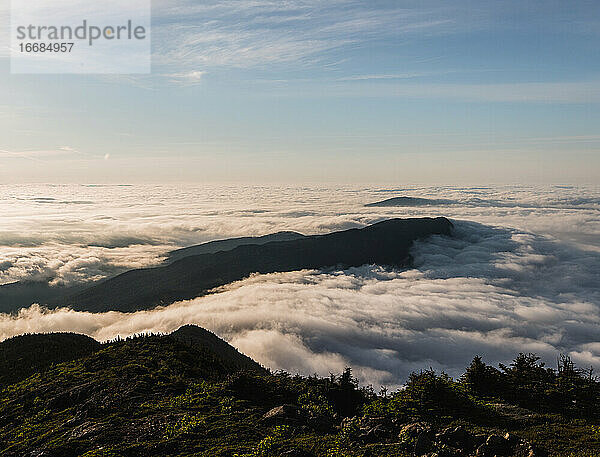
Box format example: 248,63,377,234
1,0,599,183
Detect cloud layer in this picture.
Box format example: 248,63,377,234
1,184,598,285
0,198,598,389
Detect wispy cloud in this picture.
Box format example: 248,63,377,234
338,72,451,81
0,147,78,161
242,79,600,104
151,0,457,71
0,146,106,161
163,70,206,85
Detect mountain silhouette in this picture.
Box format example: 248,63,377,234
365,196,456,207
166,231,305,263
0,281,84,314
170,325,264,373
0,232,305,313
0,332,101,385
64,217,453,312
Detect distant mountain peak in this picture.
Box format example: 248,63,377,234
365,196,456,207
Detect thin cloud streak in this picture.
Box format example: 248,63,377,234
151,0,458,70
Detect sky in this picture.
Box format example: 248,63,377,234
1,0,599,184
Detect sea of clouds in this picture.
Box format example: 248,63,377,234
0,184,598,388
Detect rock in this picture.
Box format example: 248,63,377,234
435,448,462,457
339,416,397,443
475,444,490,457
399,421,431,439
398,422,434,455
414,431,434,455
360,416,392,428
47,383,93,409
504,432,520,446
359,423,392,443
476,434,511,457
514,438,548,457
436,426,474,452
262,404,306,425
473,434,488,448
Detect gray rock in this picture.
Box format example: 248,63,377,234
414,430,434,455
399,421,431,439
262,404,306,425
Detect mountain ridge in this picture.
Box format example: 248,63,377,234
63,217,453,312
166,231,306,263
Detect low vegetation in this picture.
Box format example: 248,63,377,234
0,327,597,457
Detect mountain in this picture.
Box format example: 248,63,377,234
0,280,84,314
166,231,306,263
0,233,304,313
365,196,456,207
0,326,596,457
64,217,453,312
170,325,264,373
0,332,100,385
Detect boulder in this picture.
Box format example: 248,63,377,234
414,430,434,455
513,436,548,457
262,404,306,425
399,421,432,439
340,416,396,443
473,434,488,448
436,426,474,452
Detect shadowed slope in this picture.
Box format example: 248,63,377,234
169,325,264,373
0,281,84,314
0,233,304,313
0,333,101,386
65,217,453,312
167,231,305,263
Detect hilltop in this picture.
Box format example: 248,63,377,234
0,326,598,457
